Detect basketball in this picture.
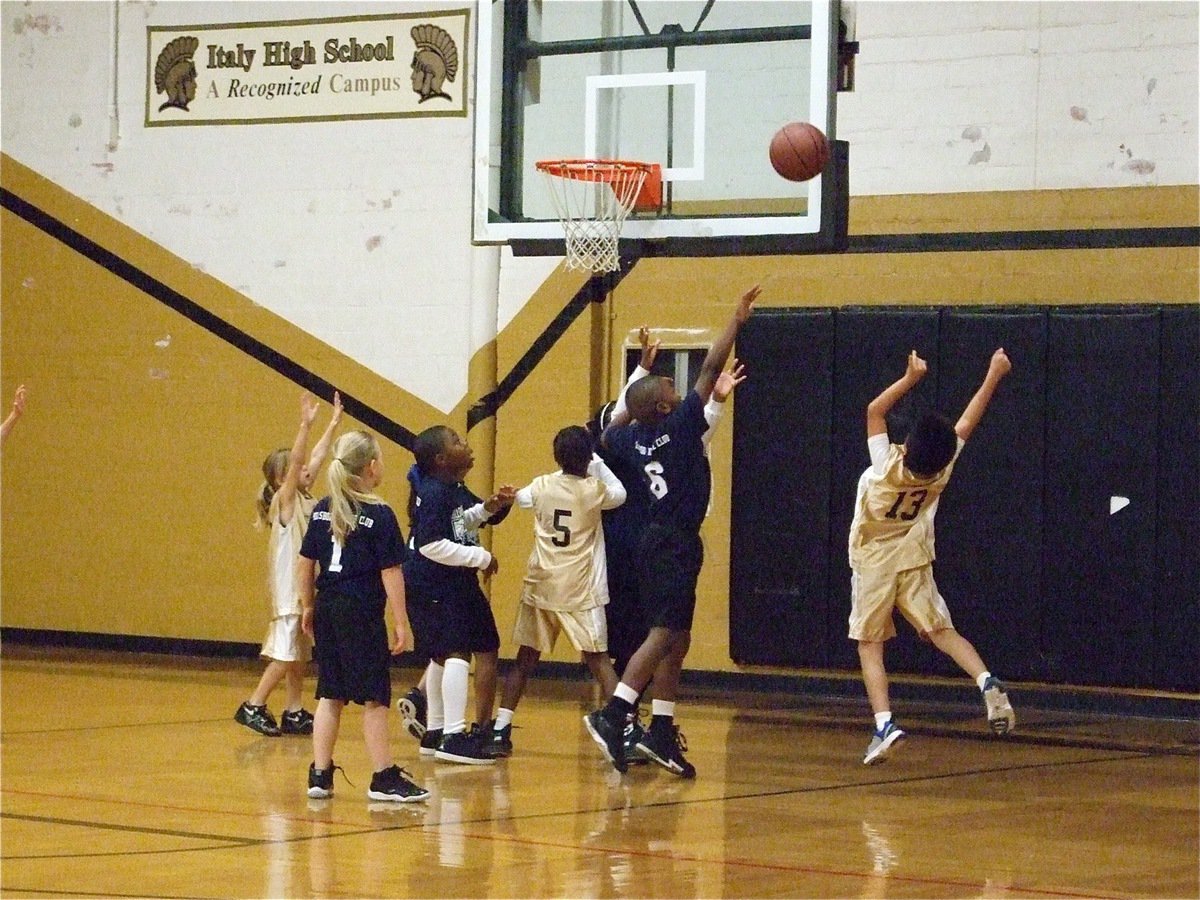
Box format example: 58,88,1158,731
769,122,830,182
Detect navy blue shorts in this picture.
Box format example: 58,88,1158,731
407,580,501,661
312,592,391,706
636,524,704,632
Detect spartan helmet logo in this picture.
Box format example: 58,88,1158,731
154,36,199,113
410,24,458,103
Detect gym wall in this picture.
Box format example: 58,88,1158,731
2,3,1197,693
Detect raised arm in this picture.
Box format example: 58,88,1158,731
305,391,343,482
1,384,27,444
693,285,759,402
702,359,747,446
955,348,1011,441
277,392,319,526
866,351,926,438
610,326,660,424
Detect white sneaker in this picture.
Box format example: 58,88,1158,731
982,677,1016,734
863,720,905,765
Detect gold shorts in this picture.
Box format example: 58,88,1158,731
848,565,954,642
511,601,608,654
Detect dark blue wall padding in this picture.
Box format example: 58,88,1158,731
1042,309,1159,687
827,309,941,673
933,310,1047,680
728,305,1191,690
730,310,835,666
1155,305,1199,690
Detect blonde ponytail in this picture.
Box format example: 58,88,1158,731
255,448,290,528
327,431,385,542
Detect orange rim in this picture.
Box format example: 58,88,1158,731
535,159,657,183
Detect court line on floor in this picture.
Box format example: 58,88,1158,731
1,751,1149,898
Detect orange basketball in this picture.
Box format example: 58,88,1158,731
769,122,830,182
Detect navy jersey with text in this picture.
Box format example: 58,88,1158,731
299,498,406,607
405,477,506,596
606,390,710,534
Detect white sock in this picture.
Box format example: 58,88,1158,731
442,658,470,735
495,707,514,730
874,711,892,731
425,661,445,731
613,682,639,705
652,699,675,719
976,672,992,691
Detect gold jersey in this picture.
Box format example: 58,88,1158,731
848,438,963,574
520,472,612,612
267,491,316,617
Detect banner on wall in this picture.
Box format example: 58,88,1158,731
146,10,469,126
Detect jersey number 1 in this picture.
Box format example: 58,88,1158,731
329,535,344,572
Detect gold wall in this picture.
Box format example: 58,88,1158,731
3,151,1196,677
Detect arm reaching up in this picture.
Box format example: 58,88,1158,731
955,349,1011,441
277,392,319,526
306,390,343,481
1,384,26,443
693,285,759,402
866,351,926,439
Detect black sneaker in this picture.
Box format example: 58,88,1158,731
484,722,513,758
435,730,496,765
307,761,346,799
583,710,628,774
280,708,314,735
636,723,696,778
235,702,281,737
367,765,430,802
419,728,443,758
397,687,427,740
623,716,649,765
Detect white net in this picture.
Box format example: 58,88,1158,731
537,161,651,273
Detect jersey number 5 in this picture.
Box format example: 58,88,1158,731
644,461,668,499
552,509,572,547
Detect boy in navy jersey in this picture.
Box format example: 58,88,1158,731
584,284,759,777
404,426,515,764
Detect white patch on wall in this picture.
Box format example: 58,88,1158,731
1,2,483,414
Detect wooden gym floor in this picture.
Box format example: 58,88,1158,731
1,645,1197,899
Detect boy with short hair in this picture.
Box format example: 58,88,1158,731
851,348,1016,766
584,284,759,778
486,425,627,757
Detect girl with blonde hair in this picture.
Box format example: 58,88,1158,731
299,430,427,802
236,391,341,737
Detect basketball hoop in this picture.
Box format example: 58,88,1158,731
536,159,661,273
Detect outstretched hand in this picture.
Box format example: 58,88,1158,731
486,484,517,514
736,284,761,323
11,385,26,418
638,325,661,370
300,391,319,426
330,390,344,424
713,359,747,402
905,350,928,383
989,348,1012,378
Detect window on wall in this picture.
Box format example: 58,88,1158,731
624,347,707,391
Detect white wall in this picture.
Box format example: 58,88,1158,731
2,0,491,414
3,2,1196,414
840,1,1198,194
